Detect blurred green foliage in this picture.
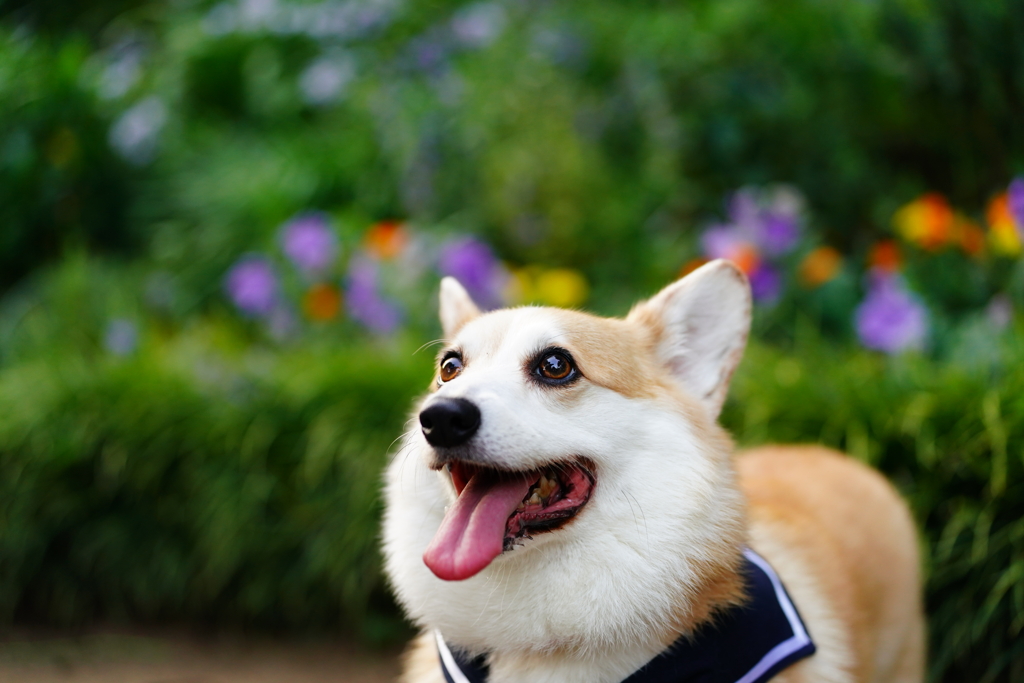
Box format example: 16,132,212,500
2,0,1023,303
1,1,1023,682
0,260,431,639
0,33,134,290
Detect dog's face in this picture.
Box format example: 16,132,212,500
383,260,752,655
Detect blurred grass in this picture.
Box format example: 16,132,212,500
0,286,433,639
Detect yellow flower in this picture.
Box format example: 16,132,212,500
893,193,953,250
535,268,589,308
987,193,1022,256
507,267,589,308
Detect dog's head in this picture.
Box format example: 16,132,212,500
383,260,751,654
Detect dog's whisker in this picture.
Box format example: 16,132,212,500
386,429,416,456
413,338,447,355
505,557,528,610
625,491,650,557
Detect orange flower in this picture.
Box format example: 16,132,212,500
869,240,902,272
799,246,842,287
987,193,1022,256
678,257,709,278
364,221,409,259
893,193,954,250
728,244,761,275
303,283,342,321
952,216,985,257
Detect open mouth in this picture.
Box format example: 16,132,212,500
422,460,596,581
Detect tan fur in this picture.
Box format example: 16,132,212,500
737,446,925,683
400,632,445,683
552,310,662,399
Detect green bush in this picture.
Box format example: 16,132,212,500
0,33,136,290
0,319,432,639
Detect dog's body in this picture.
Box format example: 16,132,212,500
382,261,924,683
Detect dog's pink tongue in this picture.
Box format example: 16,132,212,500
423,471,533,581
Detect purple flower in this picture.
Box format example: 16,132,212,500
438,237,505,309
109,96,167,166
855,272,928,354
761,186,803,254
451,2,506,48
531,27,587,68
408,37,448,75
749,264,782,304
700,224,748,261
717,186,803,257
727,189,761,231
760,211,801,257
299,55,355,106
281,213,338,274
225,255,278,316
1008,177,1024,238
346,257,402,335
104,319,139,356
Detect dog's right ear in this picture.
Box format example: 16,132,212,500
627,260,751,419
439,277,481,338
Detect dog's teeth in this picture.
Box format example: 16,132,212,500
527,491,542,505
537,474,557,499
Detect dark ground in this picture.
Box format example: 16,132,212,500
0,629,402,683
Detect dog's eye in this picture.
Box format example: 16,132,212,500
537,352,575,382
440,356,464,382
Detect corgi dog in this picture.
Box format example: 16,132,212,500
382,260,924,683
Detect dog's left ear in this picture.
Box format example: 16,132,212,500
439,277,482,338
627,260,751,419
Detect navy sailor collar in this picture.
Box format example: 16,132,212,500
437,549,815,683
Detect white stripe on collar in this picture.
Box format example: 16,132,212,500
735,549,813,683
436,629,473,683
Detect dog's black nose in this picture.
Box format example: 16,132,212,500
419,398,481,448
